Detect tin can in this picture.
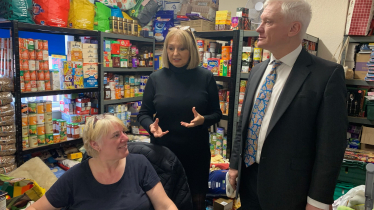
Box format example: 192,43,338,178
44,70,50,80
129,76,135,85
37,124,45,135
25,81,31,92
24,70,30,81
22,126,28,137
36,70,44,81
121,112,126,121
20,49,28,59
130,92,135,98
30,81,37,92
59,120,66,132
45,80,51,90
21,59,29,70
30,70,36,81
36,103,44,114
29,125,37,135
43,40,48,50
44,112,52,123
45,133,53,144
36,113,44,124
37,60,43,70
28,50,35,60
45,121,53,134
22,114,28,126
44,101,52,113
28,114,37,125
35,39,43,50
22,137,29,149
36,50,43,60
19,38,24,49
28,102,36,114
28,39,34,50
29,60,36,70
124,89,130,98
42,50,48,61
124,84,130,90
37,81,45,91
53,133,60,143
43,60,49,70
37,134,46,146
29,135,38,148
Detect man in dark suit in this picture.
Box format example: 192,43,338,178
228,0,347,210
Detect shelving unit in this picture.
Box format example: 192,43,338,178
20,88,99,97
22,138,83,155
348,116,374,126
346,79,374,86
98,31,155,113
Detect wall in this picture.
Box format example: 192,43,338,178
218,0,349,61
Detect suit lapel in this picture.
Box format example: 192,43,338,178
266,49,312,138
242,60,270,134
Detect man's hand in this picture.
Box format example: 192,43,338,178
180,107,205,128
150,118,169,138
306,203,323,210
228,168,239,191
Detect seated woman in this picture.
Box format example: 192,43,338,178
26,114,178,210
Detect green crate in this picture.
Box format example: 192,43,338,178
338,160,367,185
334,182,357,201
367,100,374,121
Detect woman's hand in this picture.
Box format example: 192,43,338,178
150,118,169,138
181,107,205,128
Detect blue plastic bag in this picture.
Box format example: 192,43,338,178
207,170,228,196
111,6,124,18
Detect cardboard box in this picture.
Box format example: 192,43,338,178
51,71,60,90
355,62,369,72
82,48,97,56
83,64,98,88
83,53,98,59
213,198,233,210
355,71,367,80
68,51,83,62
361,126,374,145
181,20,215,32
67,152,83,159
178,4,192,15
83,58,98,64
356,53,370,63
82,43,98,49
67,41,82,52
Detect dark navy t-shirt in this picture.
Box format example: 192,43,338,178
45,154,160,210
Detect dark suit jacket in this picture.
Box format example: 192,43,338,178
230,49,348,210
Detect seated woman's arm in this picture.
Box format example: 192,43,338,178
147,182,178,210
26,195,57,210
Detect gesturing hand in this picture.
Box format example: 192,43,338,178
150,118,169,138
180,107,205,128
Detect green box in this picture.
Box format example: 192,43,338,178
337,160,366,185
367,100,374,121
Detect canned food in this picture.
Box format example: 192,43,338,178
45,133,53,144
21,59,29,70
29,60,36,70
44,112,52,123
35,39,43,50
53,134,60,143
31,81,37,92
28,39,34,50
29,135,38,148
44,101,52,112
19,49,28,59
25,81,31,92
130,92,135,98
37,124,45,135
36,70,44,80
129,76,135,85
42,50,48,61
45,121,53,134
43,40,48,50
29,125,37,135
22,126,28,137
37,60,43,70
36,103,44,114
36,113,44,124
28,114,37,125
124,89,130,98
44,70,50,80
45,80,51,90
29,50,35,60
43,60,49,70
22,137,29,149
36,50,43,60
30,70,36,81
19,38,24,49
37,81,45,91
37,135,45,146
22,114,28,126
23,70,30,81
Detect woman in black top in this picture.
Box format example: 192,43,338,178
138,26,222,210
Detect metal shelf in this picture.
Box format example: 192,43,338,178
100,32,154,42
243,30,259,37
103,67,154,72
194,31,235,40
221,115,229,121
0,21,98,36
241,73,249,79
348,116,374,126
214,76,231,82
21,138,83,155
348,36,374,43
346,79,374,86
303,34,319,43
103,96,143,105
20,88,99,97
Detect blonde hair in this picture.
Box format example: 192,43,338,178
83,114,126,157
162,27,200,70
264,0,312,39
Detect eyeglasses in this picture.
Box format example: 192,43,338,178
92,113,113,128
170,25,197,42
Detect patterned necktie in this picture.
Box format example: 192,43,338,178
244,60,282,167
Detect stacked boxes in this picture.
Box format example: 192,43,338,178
19,38,50,92
231,7,250,30
209,127,227,159
215,10,231,30
83,43,98,88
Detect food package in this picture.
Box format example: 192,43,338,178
153,19,172,42
94,2,111,32
95,0,117,7
0,92,13,106
0,115,15,126
0,124,15,136
68,0,95,30
0,135,16,144
0,77,14,92
0,104,14,117
0,0,34,24
0,156,15,167
0,164,16,174
116,0,136,10
111,6,124,18
32,0,70,27
126,0,159,27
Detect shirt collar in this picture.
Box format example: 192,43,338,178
269,44,302,67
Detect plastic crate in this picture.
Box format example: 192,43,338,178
334,182,357,201
338,160,367,185
367,100,374,121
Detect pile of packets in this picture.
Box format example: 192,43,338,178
344,148,374,163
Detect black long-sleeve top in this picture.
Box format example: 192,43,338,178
138,64,222,147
